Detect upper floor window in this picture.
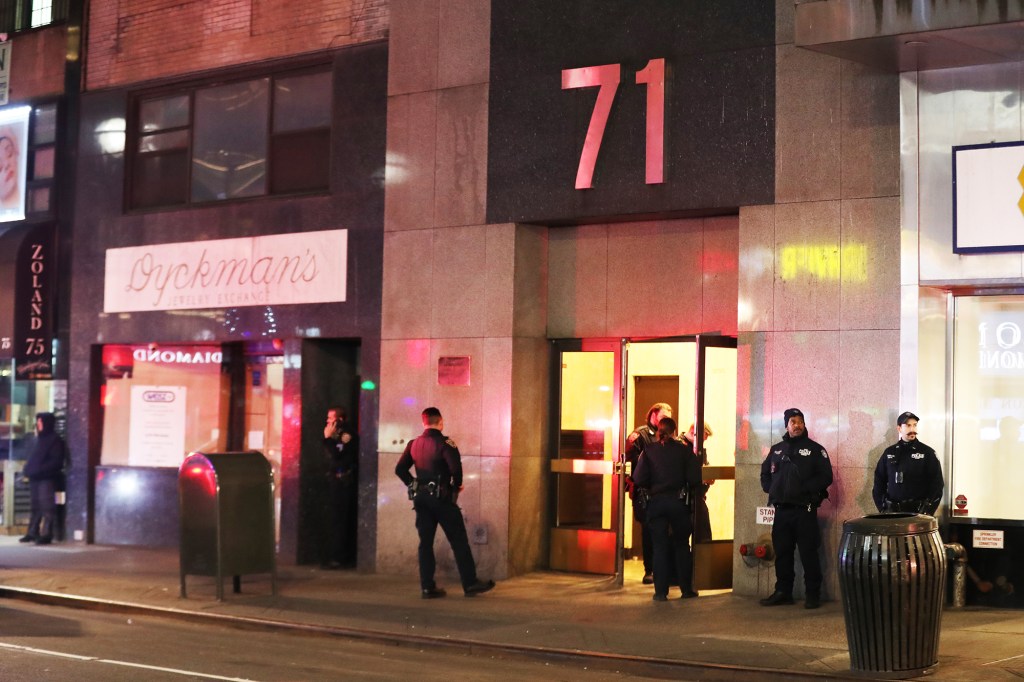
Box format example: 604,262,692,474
0,0,68,33
130,68,332,210
27,102,57,217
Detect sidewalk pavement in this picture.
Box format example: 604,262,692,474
1,537,1023,681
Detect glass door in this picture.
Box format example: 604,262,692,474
693,335,737,590
243,346,284,545
549,340,622,574
548,336,737,586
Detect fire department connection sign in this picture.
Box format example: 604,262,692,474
953,141,1024,253
104,229,347,312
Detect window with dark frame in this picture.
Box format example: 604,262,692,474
26,102,56,217
0,0,68,34
130,68,332,211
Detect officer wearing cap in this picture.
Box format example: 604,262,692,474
760,408,833,609
872,411,943,516
395,407,495,599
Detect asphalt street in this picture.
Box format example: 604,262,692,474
0,599,661,681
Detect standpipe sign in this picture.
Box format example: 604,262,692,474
104,229,347,312
953,140,1024,253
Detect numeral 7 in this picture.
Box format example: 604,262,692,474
561,58,665,189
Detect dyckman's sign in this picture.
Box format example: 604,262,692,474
104,229,347,312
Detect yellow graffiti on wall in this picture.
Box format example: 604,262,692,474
779,243,868,282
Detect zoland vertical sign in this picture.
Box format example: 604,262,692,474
0,223,56,377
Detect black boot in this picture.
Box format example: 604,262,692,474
759,591,795,606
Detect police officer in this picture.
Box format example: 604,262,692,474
872,411,943,515
633,417,702,601
624,402,672,585
760,408,833,609
395,407,495,599
322,406,358,568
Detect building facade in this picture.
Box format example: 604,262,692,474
65,0,388,564
38,0,1024,608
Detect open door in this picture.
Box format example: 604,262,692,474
692,335,738,590
548,335,737,588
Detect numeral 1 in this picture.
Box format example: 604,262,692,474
634,58,665,185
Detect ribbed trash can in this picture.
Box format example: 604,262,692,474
838,513,946,679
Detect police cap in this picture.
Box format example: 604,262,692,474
897,411,919,426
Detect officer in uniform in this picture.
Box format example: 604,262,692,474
322,406,358,568
395,407,495,599
624,402,673,585
872,411,943,515
633,417,703,601
760,408,833,609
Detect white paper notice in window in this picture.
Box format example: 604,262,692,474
128,385,187,467
104,228,347,312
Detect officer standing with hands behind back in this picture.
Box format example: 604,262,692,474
872,411,943,516
760,408,833,610
395,407,495,599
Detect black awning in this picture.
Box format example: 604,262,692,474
0,223,56,375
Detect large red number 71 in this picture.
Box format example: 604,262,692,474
561,58,665,189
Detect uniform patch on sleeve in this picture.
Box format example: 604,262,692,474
445,437,458,449
821,449,829,459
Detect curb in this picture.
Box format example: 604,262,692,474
0,585,855,681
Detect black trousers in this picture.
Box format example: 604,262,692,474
28,478,56,540
646,495,693,597
326,475,357,565
414,493,478,590
771,504,822,597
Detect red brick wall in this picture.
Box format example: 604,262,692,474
86,0,389,90
9,26,67,102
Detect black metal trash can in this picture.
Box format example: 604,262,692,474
838,513,946,679
178,451,277,600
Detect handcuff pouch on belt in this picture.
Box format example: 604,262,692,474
415,479,453,502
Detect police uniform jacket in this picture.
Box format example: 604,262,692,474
760,432,833,507
624,424,656,468
395,428,463,491
871,439,943,513
633,438,702,497
323,422,358,479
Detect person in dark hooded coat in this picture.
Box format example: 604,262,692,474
20,412,67,545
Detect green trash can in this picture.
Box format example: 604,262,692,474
179,452,277,600
838,513,946,679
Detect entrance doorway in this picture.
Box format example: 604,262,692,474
548,336,737,587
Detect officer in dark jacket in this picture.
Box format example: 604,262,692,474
322,406,358,568
395,407,494,599
633,417,703,601
872,411,943,515
20,412,67,545
624,402,672,585
760,408,833,609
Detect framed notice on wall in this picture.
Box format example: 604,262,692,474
953,140,1024,253
128,385,187,467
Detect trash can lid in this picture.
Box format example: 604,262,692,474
842,512,937,535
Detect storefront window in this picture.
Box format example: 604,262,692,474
99,344,229,467
952,296,1024,521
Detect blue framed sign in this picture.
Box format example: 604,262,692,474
953,140,1024,254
